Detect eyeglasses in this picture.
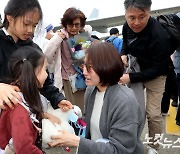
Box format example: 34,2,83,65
80,63,93,72
67,22,81,28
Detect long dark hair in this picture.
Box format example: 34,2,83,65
0,0,43,29
8,46,45,120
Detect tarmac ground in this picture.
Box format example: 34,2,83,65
142,115,180,154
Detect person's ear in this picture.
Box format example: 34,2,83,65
125,13,127,19
6,15,14,23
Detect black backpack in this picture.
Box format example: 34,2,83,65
157,13,180,51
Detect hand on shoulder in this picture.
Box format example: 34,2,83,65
0,83,21,109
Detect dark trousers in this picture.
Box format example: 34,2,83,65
161,69,178,113
176,73,180,122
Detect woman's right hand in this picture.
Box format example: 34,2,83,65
0,83,21,109
56,30,66,39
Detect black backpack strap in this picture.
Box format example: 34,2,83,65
106,36,117,44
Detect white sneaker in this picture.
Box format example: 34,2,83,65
147,147,158,154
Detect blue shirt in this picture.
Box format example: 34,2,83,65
106,36,123,54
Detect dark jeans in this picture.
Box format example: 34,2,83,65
176,73,180,122
161,69,178,113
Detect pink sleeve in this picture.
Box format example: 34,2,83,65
11,105,43,154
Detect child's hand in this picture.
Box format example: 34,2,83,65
58,100,73,112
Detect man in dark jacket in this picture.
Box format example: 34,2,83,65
120,0,174,153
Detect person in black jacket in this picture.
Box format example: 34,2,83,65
161,68,178,115
119,0,174,153
173,46,180,126
0,0,73,111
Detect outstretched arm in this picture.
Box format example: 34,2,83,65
40,70,73,110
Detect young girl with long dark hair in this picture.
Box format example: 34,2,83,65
0,46,47,153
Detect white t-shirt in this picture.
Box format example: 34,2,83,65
90,90,105,141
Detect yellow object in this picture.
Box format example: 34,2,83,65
166,102,180,136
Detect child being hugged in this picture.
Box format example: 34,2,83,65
0,46,48,154
0,0,73,114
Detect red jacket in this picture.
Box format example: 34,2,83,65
0,104,42,154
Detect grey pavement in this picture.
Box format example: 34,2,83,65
142,116,180,154
44,147,77,154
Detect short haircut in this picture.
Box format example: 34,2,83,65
61,7,87,28
110,28,119,35
124,0,152,11
85,42,124,86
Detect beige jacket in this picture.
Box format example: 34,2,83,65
43,33,63,91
